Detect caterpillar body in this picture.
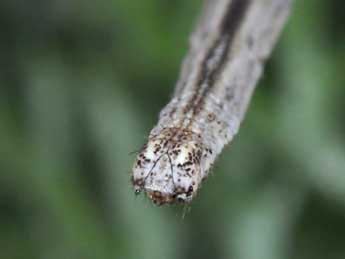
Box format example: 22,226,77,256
131,0,291,205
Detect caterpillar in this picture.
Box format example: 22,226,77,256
131,0,291,205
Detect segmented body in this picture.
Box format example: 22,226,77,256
131,0,291,205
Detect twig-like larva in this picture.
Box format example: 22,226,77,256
131,0,292,205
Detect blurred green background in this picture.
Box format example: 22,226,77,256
1,1,345,259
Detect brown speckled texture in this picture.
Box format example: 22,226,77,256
132,127,212,205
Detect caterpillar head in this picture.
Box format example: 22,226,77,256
131,127,208,205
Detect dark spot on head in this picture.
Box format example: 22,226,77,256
186,186,194,197
178,197,184,203
207,113,216,122
133,179,144,186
